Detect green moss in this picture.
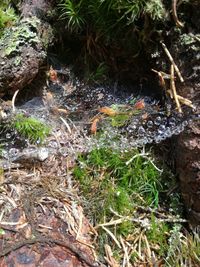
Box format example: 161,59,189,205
146,215,169,256
0,1,18,36
73,147,194,264
73,147,164,225
12,114,50,144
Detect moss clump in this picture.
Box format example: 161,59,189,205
74,148,163,221
73,147,195,264
0,1,18,37
12,114,50,144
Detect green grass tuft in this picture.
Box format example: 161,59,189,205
12,114,50,144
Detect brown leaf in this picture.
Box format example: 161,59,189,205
91,118,100,135
134,100,145,110
99,107,118,116
49,66,58,82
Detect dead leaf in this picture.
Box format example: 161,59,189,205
91,118,100,135
142,113,148,120
48,66,58,82
134,100,145,110
99,107,118,116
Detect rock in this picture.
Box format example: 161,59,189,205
0,0,54,95
175,84,200,226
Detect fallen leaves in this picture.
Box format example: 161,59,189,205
91,117,101,135
99,107,119,116
134,100,145,110
48,66,58,82
90,100,145,134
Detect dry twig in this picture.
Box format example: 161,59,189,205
104,244,120,267
101,225,121,249
11,89,19,113
172,0,184,28
170,64,182,113
120,236,130,267
161,42,184,82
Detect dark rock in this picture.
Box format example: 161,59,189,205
0,0,54,95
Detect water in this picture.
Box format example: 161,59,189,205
0,76,197,167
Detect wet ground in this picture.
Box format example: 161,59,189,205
0,66,197,167
0,65,198,267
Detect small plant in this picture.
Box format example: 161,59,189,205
58,0,169,79
0,1,18,36
85,62,108,83
165,226,200,266
12,114,50,144
146,214,169,256
73,147,189,264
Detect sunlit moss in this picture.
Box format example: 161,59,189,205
12,114,50,144
73,143,194,264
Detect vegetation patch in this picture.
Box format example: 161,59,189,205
0,1,18,37
11,113,50,144
73,147,199,265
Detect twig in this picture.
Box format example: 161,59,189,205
167,90,195,108
151,69,168,91
11,89,19,113
161,42,184,82
176,95,196,109
104,244,120,267
60,117,72,133
101,225,121,249
170,64,182,113
96,217,130,228
143,235,151,260
120,236,130,267
0,236,99,267
172,0,184,28
126,152,148,166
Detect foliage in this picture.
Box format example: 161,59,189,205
85,62,108,83
146,214,169,256
165,225,200,266
73,147,197,264
144,0,166,20
12,114,50,144
0,1,18,36
58,0,169,78
74,148,162,221
59,0,167,34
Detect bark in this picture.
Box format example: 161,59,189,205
0,0,55,96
